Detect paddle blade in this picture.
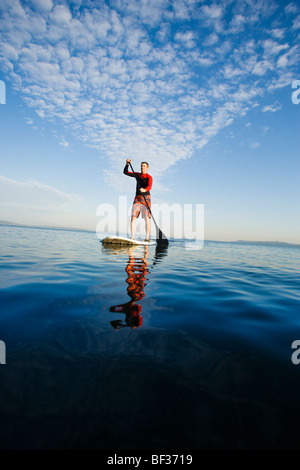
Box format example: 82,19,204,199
156,228,169,246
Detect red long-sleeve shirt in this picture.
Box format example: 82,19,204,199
123,164,153,196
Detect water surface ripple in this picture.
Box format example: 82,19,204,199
0,225,299,450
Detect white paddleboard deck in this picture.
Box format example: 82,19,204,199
102,236,155,246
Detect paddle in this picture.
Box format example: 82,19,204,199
129,162,169,246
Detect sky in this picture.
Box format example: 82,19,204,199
0,0,299,243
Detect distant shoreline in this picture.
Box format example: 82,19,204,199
0,220,94,234
1,220,299,248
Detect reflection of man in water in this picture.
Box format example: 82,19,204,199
110,246,149,330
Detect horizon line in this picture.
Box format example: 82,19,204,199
0,220,299,247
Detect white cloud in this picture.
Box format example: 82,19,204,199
0,174,82,209
172,0,191,20
60,139,70,148
0,0,299,192
228,14,246,33
262,102,282,112
270,28,286,39
224,64,244,79
277,45,299,68
29,0,53,13
292,14,300,29
199,3,224,33
263,39,289,56
204,33,219,46
284,3,299,15
174,31,195,48
252,60,273,76
49,4,72,24
201,4,223,19
267,71,296,91
0,43,19,60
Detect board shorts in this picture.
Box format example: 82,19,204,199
126,260,148,301
131,194,151,219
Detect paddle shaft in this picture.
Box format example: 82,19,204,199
129,162,168,245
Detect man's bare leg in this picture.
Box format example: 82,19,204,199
145,216,150,240
131,216,136,239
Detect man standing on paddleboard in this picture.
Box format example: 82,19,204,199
124,159,153,241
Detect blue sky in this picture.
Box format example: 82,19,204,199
0,0,299,243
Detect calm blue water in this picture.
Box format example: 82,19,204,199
0,224,300,450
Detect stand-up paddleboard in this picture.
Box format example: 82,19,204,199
102,236,156,246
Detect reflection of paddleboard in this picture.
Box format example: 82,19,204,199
102,236,155,246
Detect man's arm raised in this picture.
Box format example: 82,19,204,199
123,158,135,176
